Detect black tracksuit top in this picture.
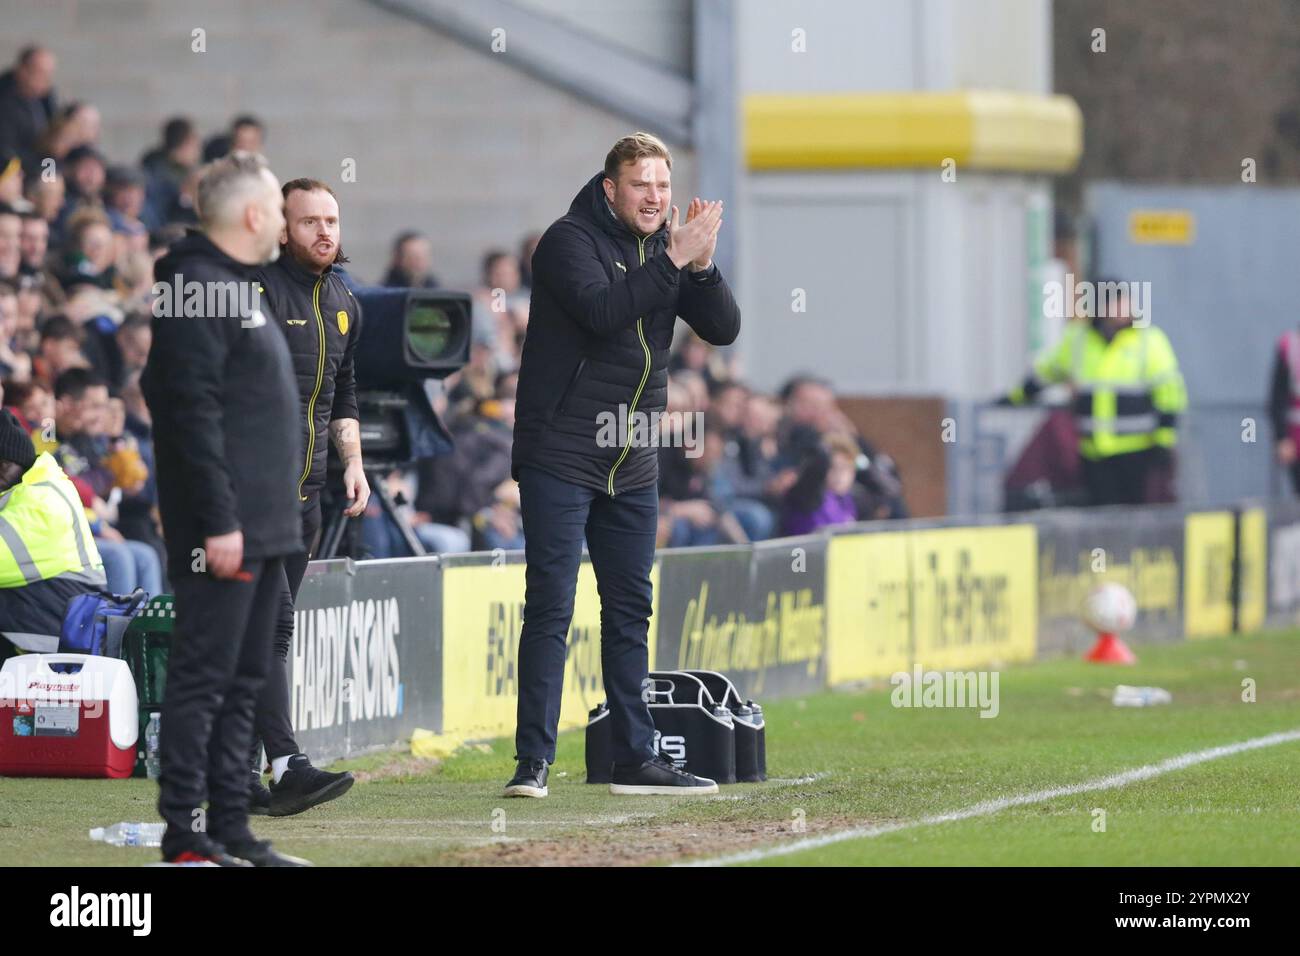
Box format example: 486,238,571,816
256,254,360,502
141,231,303,574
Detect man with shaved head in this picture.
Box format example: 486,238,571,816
141,152,310,866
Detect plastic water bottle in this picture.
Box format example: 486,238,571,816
1112,685,1173,707
145,712,161,781
90,822,165,847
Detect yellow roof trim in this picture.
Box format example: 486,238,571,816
745,90,1083,173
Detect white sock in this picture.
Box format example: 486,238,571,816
271,755,294,783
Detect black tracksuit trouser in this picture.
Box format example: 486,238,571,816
513,465,658,767
253,498,321,764
158,556,284,857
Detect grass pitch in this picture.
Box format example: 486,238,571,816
2,630,1297,866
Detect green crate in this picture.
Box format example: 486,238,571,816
122,595,175,778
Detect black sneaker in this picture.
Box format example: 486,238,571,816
222,838,313,867
249,772,272,816
609,754,718,795
268,754,355,817
503,758,548,798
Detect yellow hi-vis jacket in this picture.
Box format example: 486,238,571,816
0,452,105,589
1011,320,1188,460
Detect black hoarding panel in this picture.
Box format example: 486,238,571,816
290,557,441,763
1028,506,1185,657
654,537,827,699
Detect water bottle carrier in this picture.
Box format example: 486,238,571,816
585,670,767,784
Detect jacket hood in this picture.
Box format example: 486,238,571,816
154,228,262,282
22,452,62,484
567,170,669,243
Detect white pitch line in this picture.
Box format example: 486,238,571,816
679,728,1300,867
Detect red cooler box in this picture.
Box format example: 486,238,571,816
0,653,139,778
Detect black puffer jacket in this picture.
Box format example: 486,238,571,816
512,171,741,495
141,231,303,575
256,255,360,501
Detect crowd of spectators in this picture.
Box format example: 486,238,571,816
0,43,909,584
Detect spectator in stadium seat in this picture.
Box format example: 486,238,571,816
0,46,58,170
24,170,65,246
778,374,908,519
229,115,265,155
36,101,100,166
12,270,47,351
55,145,107,234
113,313,150,390
0,148,31,214
169,166,201,227
668,328,729,389
104,165,150,250
417,383,520,552
735,391,791,505
443,340,498,419
0,409,106,656
659,411,769,546
780,431,861,536
56,210,118,292
380,230,439,288
0,202,20,281
104,387,167,590
3,379,54,438
0,279,32,382
32,315,87,388
19,208,49,274
140,116,201,229
473,249,527,372
50,367,160,597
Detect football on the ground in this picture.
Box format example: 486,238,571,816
1082,582,1138,634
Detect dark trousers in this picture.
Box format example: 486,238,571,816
1081,448,1170,506
158,557,284,856
253,498,321,764
514,466,657,767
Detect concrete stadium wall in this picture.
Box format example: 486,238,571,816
510,0,692,75
0,0,697,286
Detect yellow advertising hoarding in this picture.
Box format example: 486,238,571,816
1236,508,1267,634
826,531,912,683
827,525,1037,682
1183,512,1235,638
908,526,1038,671
440,561,659,741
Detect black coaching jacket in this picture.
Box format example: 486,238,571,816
511,171,741,496
141,231,303,575
256,254,361,502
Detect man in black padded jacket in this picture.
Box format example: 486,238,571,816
505,132,740,799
